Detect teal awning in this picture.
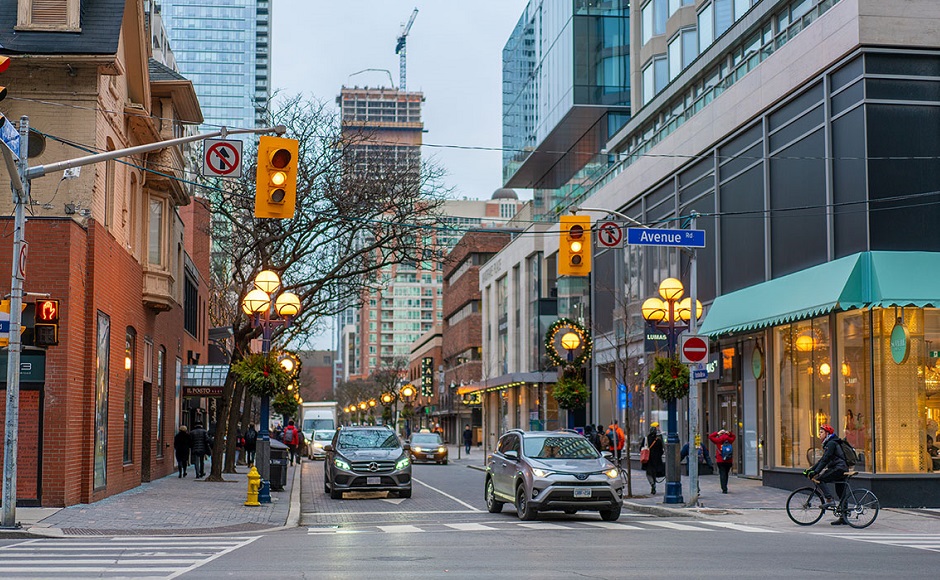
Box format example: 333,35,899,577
699,251,940,336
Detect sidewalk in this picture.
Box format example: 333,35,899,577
2,462,302,538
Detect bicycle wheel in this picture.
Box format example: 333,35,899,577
843,489,879,529
786,487,825,525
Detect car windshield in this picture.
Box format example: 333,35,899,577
523,435,599,459
338,429,400,449
314,431,334,441
411,433,442,445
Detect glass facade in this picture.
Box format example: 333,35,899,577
160,0,269,130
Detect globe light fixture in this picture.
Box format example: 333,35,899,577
641,297,667,323
658,277,684,301
561,331,581,351
275,292,301,317
242,289,271,315
254,270,280,294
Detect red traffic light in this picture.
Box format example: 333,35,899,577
36,299,59,323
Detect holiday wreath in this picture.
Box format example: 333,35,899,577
646,355,690,401
230,352,292,398
544,318,593,368
552,368,590,410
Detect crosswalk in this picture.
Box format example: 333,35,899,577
827,533,940,553
0,535,259,578
306,519,779,536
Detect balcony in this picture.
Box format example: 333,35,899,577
143,269,175,312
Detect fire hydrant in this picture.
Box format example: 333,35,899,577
245,466,261,507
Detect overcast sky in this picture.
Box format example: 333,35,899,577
271,0,530,202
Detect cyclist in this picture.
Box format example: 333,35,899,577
803,423,848,525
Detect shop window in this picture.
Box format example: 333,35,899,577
774,318,832,469
836,310,872,471
123,328,136,464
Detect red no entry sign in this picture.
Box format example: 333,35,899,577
680,335,709,364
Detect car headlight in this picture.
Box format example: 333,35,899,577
313,442,323,449
438,447,446,453
334,457,351,470
396,456,411,470
605,468,620,479
532,468,555,478
412,446,423,453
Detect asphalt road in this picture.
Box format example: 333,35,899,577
1,456,938,578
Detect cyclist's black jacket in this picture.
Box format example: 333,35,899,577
811,434,848,474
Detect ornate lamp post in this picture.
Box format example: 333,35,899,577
381,392,395,427
400,384,416,437
641,277,702,505
241,269,301,504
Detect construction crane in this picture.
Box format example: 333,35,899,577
395,8,418,91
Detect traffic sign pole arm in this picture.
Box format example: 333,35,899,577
572,206,695,254
27,124,286,180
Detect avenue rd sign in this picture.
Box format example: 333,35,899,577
627,227,705,248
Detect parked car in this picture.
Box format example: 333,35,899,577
485,429,623,521
409,432,448,464
324,426,412,499
307,429,335,460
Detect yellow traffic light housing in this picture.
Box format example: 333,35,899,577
0,56,9,103
558,215,592,276
254,135,299,219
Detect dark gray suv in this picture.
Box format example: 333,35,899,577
485,430,624,521
324,426,412,499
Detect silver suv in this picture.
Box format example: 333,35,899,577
324,426,412,499
485,430,624,521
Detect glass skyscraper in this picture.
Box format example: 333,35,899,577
158,0,270,130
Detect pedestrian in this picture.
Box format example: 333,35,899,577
606,420,625,464
463,425,473,455
642,423,665,494
283,419,300,465
190,422,210,478
244,423,258,465
803,424,849,525
174,425,191,478
709,428,737,493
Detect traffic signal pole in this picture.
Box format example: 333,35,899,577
0,117,285,528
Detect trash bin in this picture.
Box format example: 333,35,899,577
269,439,289,491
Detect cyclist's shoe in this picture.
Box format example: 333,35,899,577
820,499,837,509
830,518,847,525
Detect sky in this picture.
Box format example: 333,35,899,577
271,0,531,201
271,1,531,350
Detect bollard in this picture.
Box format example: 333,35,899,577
245,466,261,507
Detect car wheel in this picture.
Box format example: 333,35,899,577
516,485,537,521
442,459,448,465
564,508,578,515
330,487,344,500
599,505,622,521
485,478,504,514
324,478,330,494
398,488,412,499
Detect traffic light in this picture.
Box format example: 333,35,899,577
0,56,9,103
34,299,59,347
254,135,299,219
558,214,592,276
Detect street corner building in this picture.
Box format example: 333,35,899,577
0,0,211,507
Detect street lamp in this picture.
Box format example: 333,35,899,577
380,392,395,427
400,384,416,436
240,269,301,504
642,277,702,505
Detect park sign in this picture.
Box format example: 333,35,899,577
628,227,705,248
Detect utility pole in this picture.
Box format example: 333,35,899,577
0,120,285,528
687,213,700,505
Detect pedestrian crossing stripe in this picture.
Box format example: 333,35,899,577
306,520,773,535
826,534,940,553
0,535,259,579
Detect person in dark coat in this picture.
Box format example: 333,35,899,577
805,423,849,525
174,425,191,478
642,424,665,494
244,423,258,465
190,423,210,478
709,428,737,493
463,425,473,455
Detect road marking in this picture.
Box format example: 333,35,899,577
444,523,498,531
826,533,940,552
412,477,482,511
518,523,573,530
303,509,479,516
699,522,779,533
644,521,707,531
581,521,644,530
381,498,407,505
377,525,424,533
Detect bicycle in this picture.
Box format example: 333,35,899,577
786,470,880,528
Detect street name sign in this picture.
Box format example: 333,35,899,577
0,115,20,158
680,334,709,364
596,221,624,248
202,138,243,177
627,227,705,248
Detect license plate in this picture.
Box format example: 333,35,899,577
367,477,381,485
574,489,591,498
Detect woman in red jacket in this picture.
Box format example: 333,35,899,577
709,429,736,494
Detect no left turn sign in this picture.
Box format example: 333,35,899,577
596,221,624,248
202,139,243,178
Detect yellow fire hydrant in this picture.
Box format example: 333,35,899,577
245,466,261,507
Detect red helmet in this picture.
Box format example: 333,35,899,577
820,424,834,435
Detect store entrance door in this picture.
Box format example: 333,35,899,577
717,391,738,472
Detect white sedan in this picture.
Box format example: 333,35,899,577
307,429,336,460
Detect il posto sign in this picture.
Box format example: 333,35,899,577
182,386,224,397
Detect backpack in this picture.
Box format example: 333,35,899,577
283,427,296,445
720,442,733,461
839,438,858,467
598,432,611,449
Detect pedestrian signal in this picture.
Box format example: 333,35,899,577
558,215,592,276
34,299,59,346
254,135,299,219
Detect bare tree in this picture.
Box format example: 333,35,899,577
202,96,449,480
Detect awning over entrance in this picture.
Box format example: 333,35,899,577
459,372,559,394
699,251,940,336
181,364,230,397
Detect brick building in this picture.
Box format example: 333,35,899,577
0,0,208,506
297,350,334,404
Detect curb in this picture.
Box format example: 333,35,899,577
622,501,707,520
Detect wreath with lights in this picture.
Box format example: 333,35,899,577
553,368,590,410
647,356,690,401
272,390,301,418
230,352,291,398
544,318,593,368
